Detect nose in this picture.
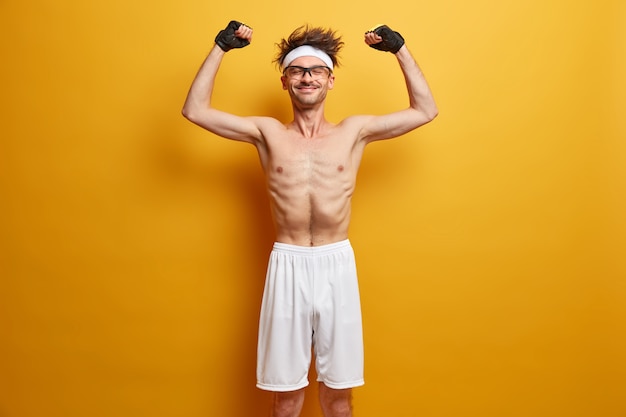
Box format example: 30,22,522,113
300,69,314,80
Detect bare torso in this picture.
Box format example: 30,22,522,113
255,118,367,247
183,38,438,248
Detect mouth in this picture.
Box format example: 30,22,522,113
295,83,319,92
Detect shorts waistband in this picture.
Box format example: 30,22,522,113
272,239,352,256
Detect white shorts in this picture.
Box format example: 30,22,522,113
256,240,364,392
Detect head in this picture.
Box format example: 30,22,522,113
275,25,344,107
274,25,344,70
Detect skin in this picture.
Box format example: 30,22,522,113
182,24,437,417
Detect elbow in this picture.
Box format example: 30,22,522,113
412,105,438,126
181,103,192,120
410,98,438,125
181,104,198,124
181,95,205,122
427,106,439,122
419,103,438,124
424,99,439,122
182,100,215,126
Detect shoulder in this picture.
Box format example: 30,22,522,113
249,116,289,140
246,116,291,150
249,116,287,130
334,115,376,134
336,114,377,143
338,114,375,127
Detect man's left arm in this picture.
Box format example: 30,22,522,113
359,25,438,143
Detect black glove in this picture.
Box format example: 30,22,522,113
367,25,405,53
215,20,250,52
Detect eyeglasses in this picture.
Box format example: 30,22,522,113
283,65,332,80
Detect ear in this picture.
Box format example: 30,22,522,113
327,74,335,90
281,75,288,90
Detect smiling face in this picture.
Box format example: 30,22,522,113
281,56,335,109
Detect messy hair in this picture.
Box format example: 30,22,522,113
274,25,344,69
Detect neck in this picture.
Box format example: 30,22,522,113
290,104,329,138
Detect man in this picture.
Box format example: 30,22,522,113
182,20,437,417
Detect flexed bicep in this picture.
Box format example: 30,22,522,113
186,108,265,144
359,109,432,143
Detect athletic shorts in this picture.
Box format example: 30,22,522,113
256,239,364,392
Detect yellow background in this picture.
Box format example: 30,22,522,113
1,0,624,416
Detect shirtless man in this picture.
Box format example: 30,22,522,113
182,20,437,417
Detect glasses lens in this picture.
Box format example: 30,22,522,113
310,67,328,77
286,67,304,78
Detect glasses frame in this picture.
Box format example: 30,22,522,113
282,65,333,79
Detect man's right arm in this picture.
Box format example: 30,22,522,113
182,22,262,145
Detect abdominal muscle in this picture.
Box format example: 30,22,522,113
264,138,360,247
269,187,353,247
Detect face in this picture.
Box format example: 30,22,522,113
281,56,335,108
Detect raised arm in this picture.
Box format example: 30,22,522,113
359,25,438,143
182,21,262,144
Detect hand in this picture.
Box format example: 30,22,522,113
215,20,253,52
364,24,405,53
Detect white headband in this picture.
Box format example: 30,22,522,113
281,45,334,70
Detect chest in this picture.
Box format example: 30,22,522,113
275,133,357,162
272,138,354,176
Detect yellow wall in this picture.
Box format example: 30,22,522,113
1,0,624,416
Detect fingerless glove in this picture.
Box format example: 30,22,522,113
215,20,250,52
368,25,405,53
